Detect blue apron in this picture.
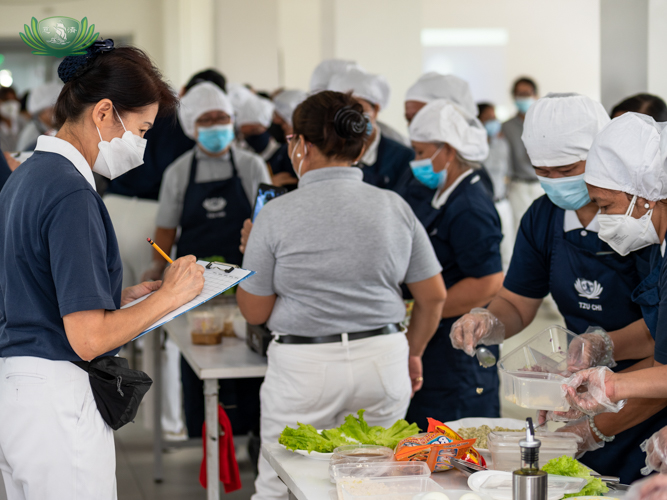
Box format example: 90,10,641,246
405,187,500,431
631,245,663,338
548,213,667,483
175,149,251,265
176,149,259,438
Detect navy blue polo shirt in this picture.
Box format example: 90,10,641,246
401,170,502,289
0,146,11,192
0,136,123,361
654,243,667,364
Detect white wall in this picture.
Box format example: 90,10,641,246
648,0,667,100
0,0,166,76
422,0,601,112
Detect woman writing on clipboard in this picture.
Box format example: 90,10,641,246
0,41,205,499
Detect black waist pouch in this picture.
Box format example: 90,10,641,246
72,357,153,430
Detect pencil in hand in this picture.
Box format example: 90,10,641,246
147,237,173,264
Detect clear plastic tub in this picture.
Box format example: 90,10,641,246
329,445,396,483
487,431,582,472
498,325,576,410
335,476,446,500
331,462,429,484
188,305,226,345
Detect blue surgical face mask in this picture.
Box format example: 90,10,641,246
410,146,446,189
198,124,235,153
363,113,373,136
538,173,591,210
515,97,536,114
484,119,502,138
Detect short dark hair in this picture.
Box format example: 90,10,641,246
611,93,667,122
292,91,367,162
0,87,16,101
477,102,494,118
512,77,538,96
54,46,177,128
184,68,227,93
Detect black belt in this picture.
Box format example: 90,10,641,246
274,324,403,345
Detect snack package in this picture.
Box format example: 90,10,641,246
394,418,487,472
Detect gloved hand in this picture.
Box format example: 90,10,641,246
537,408,584,426
562,366,626,416
449,308,505,357
641,427,667,475
626,475,667,500
557,417,604,458
567,327,616,372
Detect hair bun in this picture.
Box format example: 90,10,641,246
333,105,367,139
58,38,115,83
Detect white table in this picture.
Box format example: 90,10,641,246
154,315,267,499
262,443,474,500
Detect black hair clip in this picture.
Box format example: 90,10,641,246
58,38,115,84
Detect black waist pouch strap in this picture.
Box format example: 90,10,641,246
72,357,153,431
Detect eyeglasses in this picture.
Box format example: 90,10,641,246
286,134,295,142
196,116,231,127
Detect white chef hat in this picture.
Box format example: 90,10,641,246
405,73,477,117
521,93,610,167
328,68,390,110
309,59,365,93
273,89,307,126
27,81,63,115
409,98,489,162
585,112,667,201
226,83,254,113
178,81,234,139
235,93,275,128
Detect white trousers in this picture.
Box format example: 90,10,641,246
0,357,116,500
494,198,515,272
103,194,184,435
508,180,544,237
252,333,412,500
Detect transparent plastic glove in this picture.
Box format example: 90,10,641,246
449,307,506,357
537,407,584,426
626,475,667,500
557,417,604,458
562,366,626,416
641,427,667,475
567,327,616,372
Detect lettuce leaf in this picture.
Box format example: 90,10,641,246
541,455,609,498
279,409,420,453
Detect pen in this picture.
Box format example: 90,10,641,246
147,237,173,264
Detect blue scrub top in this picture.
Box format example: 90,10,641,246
0,146,11,192
504,195,647,335
652,243,667,364
0,144,123,362
360,135,415,191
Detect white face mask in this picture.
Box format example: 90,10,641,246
289,136,307,179
0,100,20,121
598,195,660,256
93,107,147,180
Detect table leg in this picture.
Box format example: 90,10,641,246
205,378,220,500
152,328,164,483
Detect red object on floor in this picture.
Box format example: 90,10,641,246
199,404,242,493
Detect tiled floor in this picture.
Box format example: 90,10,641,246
0,304,564,500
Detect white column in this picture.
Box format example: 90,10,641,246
648,0,667,99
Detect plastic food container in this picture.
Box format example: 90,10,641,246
335,475,446,500
498,325,576,410
487,431,582,472
188,306,225,345
329,445,396,482
331,462,430,484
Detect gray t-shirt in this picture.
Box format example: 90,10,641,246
484,136,511,200
156,145,271,228
501,115,537,182
240,167,442,336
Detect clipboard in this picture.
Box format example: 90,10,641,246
122,260,255,339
